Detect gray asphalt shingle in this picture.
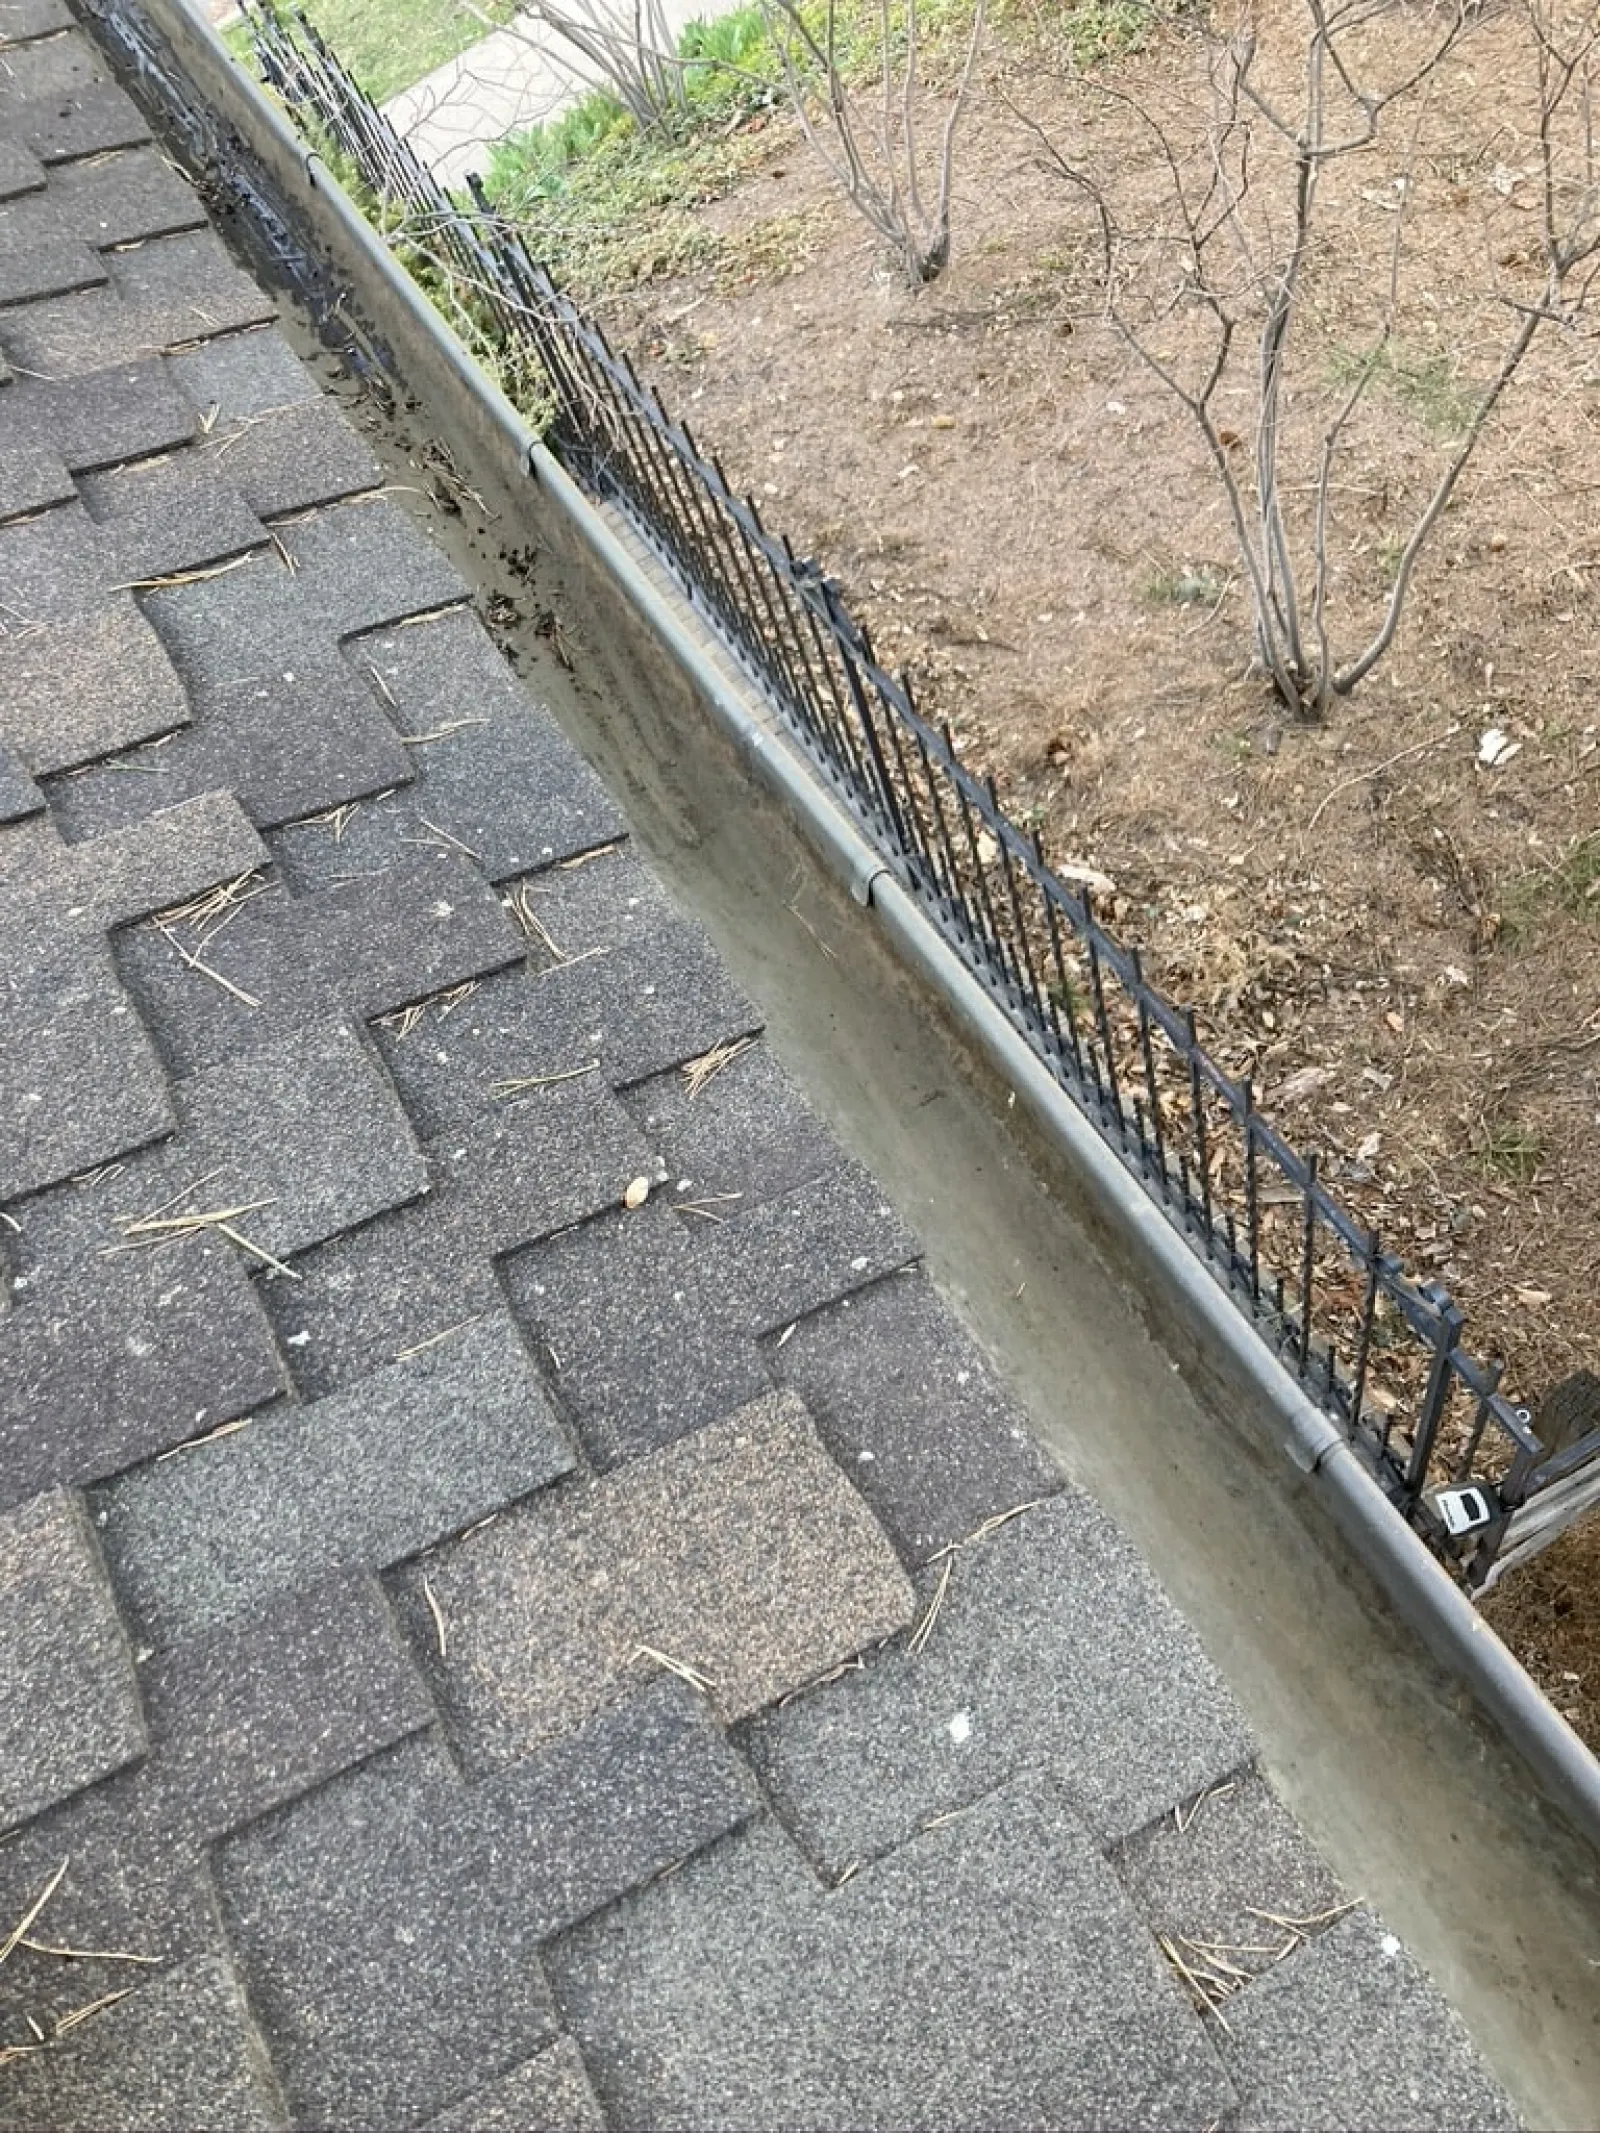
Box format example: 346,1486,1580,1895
160,1016,430,1261
0,0,74,39
550,1776,1237,2133
689,1159,920,1336
261,1083,651,1398
744,1491,1254,1869
398,1390,916,1770
79,455,268,584
0,142,204,307
113,848,522,1073
136,1572,435,1846
0,30,150,166
0,505,190,776
0,1957,288,2132
1,226,274,371
373,852,762,1125
97,1309,573,1644
0,1490,146,1835
501,1196,772,1468
217,1684,755,2130
421,2038,606,2132
0,742,41,823
0,1242,286,1508
0,355,195,520
1219,1910,1520,2133
769,1267,1063,1562
360,607,626,878
0,929,174,1200
1112,1765,1349,1957
620,1039,841,1206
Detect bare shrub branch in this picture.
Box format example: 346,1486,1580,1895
1020,0,1600,717
458,0,695,132
762,0,987,283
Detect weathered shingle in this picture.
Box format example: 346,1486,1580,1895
0,505,190,775
550,1777,1236,2133
217,1684,754,2130
98,1309,573,1643
358,608,625,879
0,1241,286,1508
0,930,174,1200
261,1082,651,1398
372,853,762,1128
0,30,150,165
621,1039,841,1206
114,848,521,1072
501,1196,770,1468
137,1572,435,1845
689,1160,919,1336
421,2037,606,2133
0,1956,289,2132
1111,1765,1348,1955
0,355,195,521
1,227,274,372
0,143,204,307
160,1017,430,1261
0,1490,146,1834
397,1389,915,1770
79,455,269,583
1218,1910,1520,2132
769,1267,1062,1562
743,1491,1254,1869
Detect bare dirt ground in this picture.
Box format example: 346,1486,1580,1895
550,0,1600,1738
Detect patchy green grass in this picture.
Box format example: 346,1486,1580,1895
292,0,518,101
485,121,748,295
1500,831,1600,946
478,0,1166,293
483,4,777,294
1057,0,1171,61
1474,1120,1545,1184
1328,339,1479,438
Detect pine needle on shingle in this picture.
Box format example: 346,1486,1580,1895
631,1645,716,1694
0,1861,69,1968
681,1036,752,1099
907,1557,953,1657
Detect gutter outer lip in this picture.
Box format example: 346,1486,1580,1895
132,0,1600,1856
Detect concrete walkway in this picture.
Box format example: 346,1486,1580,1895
0,14,1522,2129
383,0,737,192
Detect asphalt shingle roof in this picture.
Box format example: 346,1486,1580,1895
0,14,1521,2128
